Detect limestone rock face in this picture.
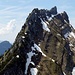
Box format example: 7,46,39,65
0,6,75,75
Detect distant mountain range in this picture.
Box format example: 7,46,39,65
0,41,12,55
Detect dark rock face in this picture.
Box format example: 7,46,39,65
0,6,75,75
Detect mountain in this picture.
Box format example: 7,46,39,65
0,6,75,75
0,41,12,55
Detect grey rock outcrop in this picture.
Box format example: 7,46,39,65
0,6,75,75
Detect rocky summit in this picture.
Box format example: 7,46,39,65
0,6,75,75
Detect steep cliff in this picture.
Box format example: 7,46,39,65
0,6,75,75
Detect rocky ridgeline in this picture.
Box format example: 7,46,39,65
0,6,75,75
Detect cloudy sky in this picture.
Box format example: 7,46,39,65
0,0,75,43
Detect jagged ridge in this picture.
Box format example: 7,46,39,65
0,6,75,75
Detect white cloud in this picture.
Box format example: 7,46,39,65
0,19,16,35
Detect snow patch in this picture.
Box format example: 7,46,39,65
35,13,37,15
31,43,46,57
25,51,35,74
72,67,75,75
30,68,38,75
63,72,66,75
16,55,19,58
37,65,40,68
61,26,64,29
25,33,27,35
38,43,41,46
46,13,52,21
69,32,75,38
49,58,55,62
31,46,35,51
48,17,52,21
51,59,55,62
22,36,25,39
64,32,69,38
64,20,68,24
69,43,73,47
45,21,49,25
52,15,54,18
40,18,50,32
34,43,46,57
57,33,61,36
46,15,52,21
29,22,31,25
63,31,75,39
30,62,35,66
46,16,49,19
